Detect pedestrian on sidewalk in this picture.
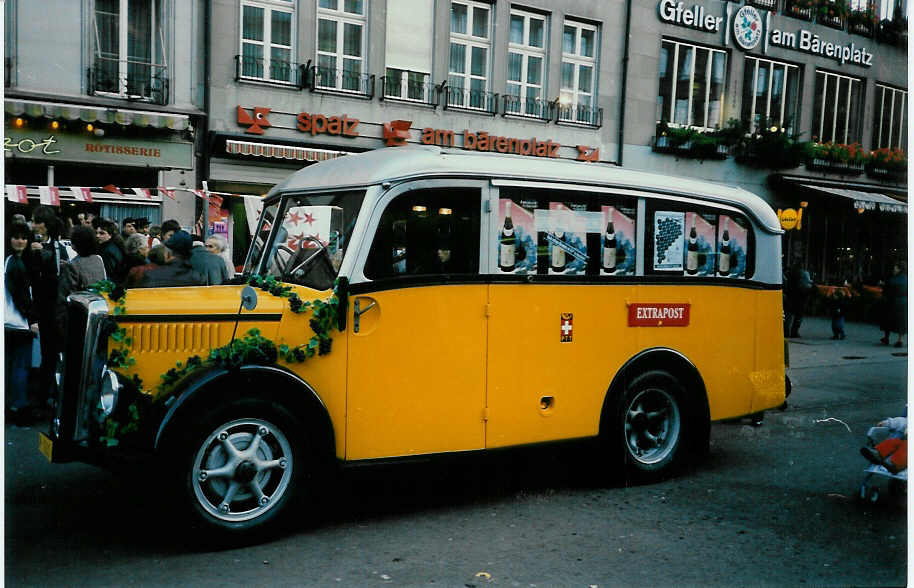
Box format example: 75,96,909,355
880,261,907,347
784,260,814,338
830,289,847,340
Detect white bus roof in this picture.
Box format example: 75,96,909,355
270,146,781,233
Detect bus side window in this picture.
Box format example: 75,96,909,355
365,188,480,280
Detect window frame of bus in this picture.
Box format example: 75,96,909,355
359,180,485,283
494,186,639,277
644,200,755,279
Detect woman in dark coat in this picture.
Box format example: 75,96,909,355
96,219,127,284
881,261,907,347
5,222,40,423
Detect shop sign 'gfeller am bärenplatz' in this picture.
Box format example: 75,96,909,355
657,0,875,68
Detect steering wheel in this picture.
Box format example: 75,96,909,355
285,236,329,280
275,245,296,274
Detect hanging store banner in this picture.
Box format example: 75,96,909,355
3,128,194,169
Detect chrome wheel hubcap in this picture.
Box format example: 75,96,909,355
624,387,681,465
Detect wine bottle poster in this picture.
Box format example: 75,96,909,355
601,205,635,276
683,211,716,277
718,214,748,278
653,211,684,271
495,198,537,274
546,202,588,275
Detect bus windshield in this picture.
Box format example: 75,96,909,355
245,190,365,290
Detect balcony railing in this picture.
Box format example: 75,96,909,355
308,65,375,98
783,0,813,20
746,0,779,10
818,11,846,29
380,73,436,107
558,103,603,127
502,95,556,121
234,55,306,88
88,56,168,105
441,84,499,114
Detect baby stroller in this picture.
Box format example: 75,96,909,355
858,416,907,504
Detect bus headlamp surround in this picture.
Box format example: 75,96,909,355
99,368,121,418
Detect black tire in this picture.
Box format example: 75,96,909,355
175,398,311,540
613,370,691,481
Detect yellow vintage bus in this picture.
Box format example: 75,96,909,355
40,146,787,537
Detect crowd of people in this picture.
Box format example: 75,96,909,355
4,207,237,426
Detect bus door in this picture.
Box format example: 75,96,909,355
346,184,487,459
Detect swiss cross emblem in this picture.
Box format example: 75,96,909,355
560,313,573,343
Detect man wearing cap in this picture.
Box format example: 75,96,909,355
133,230,207,288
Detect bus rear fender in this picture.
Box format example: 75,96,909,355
600,347,710,454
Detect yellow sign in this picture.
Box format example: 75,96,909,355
777,208,803,230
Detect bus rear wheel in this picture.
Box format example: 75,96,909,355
616,370,687,480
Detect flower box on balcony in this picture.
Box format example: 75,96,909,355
865,165,907,182
806,142,867,175
653,130,728,160
865,148,907,182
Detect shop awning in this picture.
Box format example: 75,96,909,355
225,139,348,162
5,99,190,130
800,184,907,214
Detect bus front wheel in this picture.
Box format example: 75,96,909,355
615,370,688,480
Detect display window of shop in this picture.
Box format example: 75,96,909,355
316,0,367,92
811,70,863,144
740,57,801,135
92,0,166,101
657,40,727,130
239,0,295,84
506,9,547,117
448,0,492,110
384,0,433,102
559,19,598,124
872,84,907,150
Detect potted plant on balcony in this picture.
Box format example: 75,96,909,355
818,0,850,21
729,119,814,169
787,0,816,18
877,16,908,47
806,141,866,175
865,148,908,181
653,122,728,160
848,5,878,34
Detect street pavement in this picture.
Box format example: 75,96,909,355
786,314,910,370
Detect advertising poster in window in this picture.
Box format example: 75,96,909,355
718,215,748,278
653,211,684,271
683,211,717,277
600,205,636,276
496,198,537,274
544,202,589,275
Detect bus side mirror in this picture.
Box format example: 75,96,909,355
335,276,349,331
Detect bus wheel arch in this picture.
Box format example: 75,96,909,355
155,366,336,538
600,349,710,480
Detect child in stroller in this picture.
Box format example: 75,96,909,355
859,414,907,503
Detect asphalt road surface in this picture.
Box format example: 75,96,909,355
5,317,908,586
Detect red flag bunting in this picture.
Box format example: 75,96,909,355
157,186,176,200
70,187,93,203
103,184,123,196
132,188,153,199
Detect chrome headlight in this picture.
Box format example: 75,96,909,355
99,368,121,418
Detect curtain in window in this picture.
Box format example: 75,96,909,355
127,0,152,96
451,4,467,34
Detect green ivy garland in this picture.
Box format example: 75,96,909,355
84,276,343,446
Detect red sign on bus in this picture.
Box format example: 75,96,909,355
628,303,690,327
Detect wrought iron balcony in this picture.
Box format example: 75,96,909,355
848,10,876,36
441,84,499,114
557,103,603,127
502,95,556,121
234,55,305,88
380,72,436,106
783,0,813,20
307,65,375,98
818,11,846,29
88,56,169,105
746,0,779,11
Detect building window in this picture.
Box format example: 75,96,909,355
811,70,863,144
240,0,295,83
92,0,167,102
448,0,492,110
879,0,906,20
873,84,907,150
657,40,727,130
316,0,367,92
559,19,598,123
506,9,546,117
741,57,800,135
384,0,433,102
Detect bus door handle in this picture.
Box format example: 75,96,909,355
353,298,377,333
